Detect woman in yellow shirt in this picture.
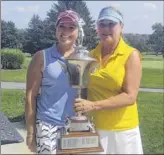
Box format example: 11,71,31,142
74,6,143,154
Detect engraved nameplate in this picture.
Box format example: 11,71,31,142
69,122,89,131
61,135,99,149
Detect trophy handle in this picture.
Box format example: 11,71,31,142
64,116,71,135
65,61,73,84
88,116,96,133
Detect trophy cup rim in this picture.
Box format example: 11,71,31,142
65,49,97,62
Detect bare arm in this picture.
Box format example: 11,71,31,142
94,50,142,110
25,51,43,135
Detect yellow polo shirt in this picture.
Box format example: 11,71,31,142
88,37,140,131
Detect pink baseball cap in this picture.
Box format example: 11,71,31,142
56,10,80,26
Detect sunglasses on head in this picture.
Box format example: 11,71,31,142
58,11,80,21
57,22,78,29
98,21,117,28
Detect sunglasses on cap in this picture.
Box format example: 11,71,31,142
56,10,80,26
57,22,78,30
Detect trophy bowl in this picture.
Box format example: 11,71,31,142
65,47,97,89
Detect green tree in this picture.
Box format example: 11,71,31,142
1,20,19,48
17,29,27,50
123,33,150,53
22,14,45,54
148,23,164,56
46,0,98,50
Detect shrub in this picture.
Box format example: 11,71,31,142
0,48,25,69
24,53,31,57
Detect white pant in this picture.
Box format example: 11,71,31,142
96,126,143,154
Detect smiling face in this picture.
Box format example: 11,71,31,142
97,19,123,46
56,17,78,46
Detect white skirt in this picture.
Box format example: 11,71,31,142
97,126,143,154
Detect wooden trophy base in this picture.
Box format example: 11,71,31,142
57,131,103,154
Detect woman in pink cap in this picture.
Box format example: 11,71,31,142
25,10,81,154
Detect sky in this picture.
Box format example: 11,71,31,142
1,1,163,34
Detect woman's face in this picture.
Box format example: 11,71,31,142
56,17,78,46
97,19,123,45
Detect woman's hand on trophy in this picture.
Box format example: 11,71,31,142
74,98,95,113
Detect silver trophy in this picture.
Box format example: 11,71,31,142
57,18,103,154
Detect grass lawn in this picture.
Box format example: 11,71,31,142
1,69,27,82
1,89,163,154
137,92,164,154
1,89,25,122
140,55,163,88
142,60,163,69
1,57,31,82
142,55,163,61
140,68,164,88
140,56,164,88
